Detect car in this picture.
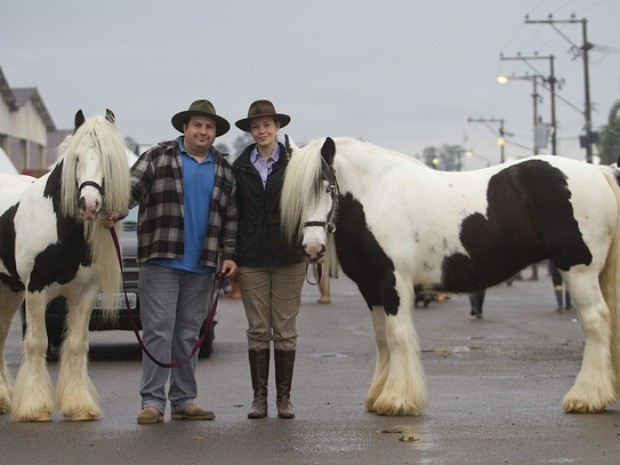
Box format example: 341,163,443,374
20,207,216,360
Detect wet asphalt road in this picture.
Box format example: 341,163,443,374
2,270,620,464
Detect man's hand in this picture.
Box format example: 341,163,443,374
220,259,238,279
101,212,119,230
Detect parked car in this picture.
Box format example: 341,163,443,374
20,207,216,360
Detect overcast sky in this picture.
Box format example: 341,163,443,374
1,0,619,168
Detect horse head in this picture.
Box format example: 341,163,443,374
61,110,130,221
282,136,339,264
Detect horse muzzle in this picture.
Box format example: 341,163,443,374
78,181,104,220
304,243,327,264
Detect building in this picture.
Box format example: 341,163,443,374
0,66,56,175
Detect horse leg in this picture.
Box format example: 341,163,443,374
371,274,427,416
56,289,101,421
0,286,23,413
562,269,616,412
364,307,389,412
11,292,54,421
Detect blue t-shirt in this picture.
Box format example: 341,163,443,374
151,138,215,273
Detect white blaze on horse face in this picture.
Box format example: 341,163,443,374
302,180,333,263
76,142,104,220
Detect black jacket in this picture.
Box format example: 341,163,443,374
232,142,304,267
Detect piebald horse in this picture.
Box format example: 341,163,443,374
280,136,620,416
0,110,130,421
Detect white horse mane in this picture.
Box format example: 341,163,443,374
281,137,424,244
58,114,131,312
281,138,325,245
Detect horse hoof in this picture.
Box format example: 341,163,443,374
563,397,606,413
69,412,99,421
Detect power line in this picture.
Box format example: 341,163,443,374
525,15,595,163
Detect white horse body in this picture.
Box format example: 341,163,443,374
0,111,130,421
281,136,620,416
348,154,617,288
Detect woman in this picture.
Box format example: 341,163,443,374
233,100,306,419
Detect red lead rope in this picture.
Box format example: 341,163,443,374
110,228,222,368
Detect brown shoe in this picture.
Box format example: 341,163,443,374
136,407,163,425
171,403,215,421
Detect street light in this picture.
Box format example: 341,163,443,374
499,54,558,156
497,73,548,155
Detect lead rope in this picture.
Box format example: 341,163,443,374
109,228,221,368
306,262,323,286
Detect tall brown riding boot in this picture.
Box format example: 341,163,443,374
274,349,296,419
248,349,270,419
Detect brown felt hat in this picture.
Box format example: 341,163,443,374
235,100,290,132
171,99,230,136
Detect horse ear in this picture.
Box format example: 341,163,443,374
105,109,115,124
74,110,85,133
321,137,336,167
285,134,299,154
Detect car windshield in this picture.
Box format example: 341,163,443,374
123,207,138,232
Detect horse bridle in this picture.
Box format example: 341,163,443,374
78,180,105,198
76,131,106,202
302,160,339,286
303,159,339,234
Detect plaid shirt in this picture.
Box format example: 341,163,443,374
130,139,237,269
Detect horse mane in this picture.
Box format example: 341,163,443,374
60,115,130,218
59,114,131,313
281,138,326,245
281,137,425,245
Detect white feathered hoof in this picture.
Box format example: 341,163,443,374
562,387,614,413
11,409,52,422
67,409,101,422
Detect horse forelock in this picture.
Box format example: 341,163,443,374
60,114,130,219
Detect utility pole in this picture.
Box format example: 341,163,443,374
500,54,557,155
467,117,506,163
525,15,593,163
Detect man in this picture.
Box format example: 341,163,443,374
106,99,237,424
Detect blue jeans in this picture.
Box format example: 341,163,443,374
138,262,213,413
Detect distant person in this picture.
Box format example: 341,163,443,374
317,243,337,304
233,100,306,419
318,271,331,304
469,290,485,319
548,261,571,312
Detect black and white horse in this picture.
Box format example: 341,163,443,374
280,136,620,416
0,110,130,421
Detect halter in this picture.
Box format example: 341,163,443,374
303,159,339,234
76,131,106,202
78,180,105,196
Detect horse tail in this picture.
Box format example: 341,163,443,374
599,165,620,393
87,220,122,321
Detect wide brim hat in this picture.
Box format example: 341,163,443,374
235,99,290,132
171,99,230,136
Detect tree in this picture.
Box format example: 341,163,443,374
419,144,466,171
231,133,254,159
598,100,620,165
